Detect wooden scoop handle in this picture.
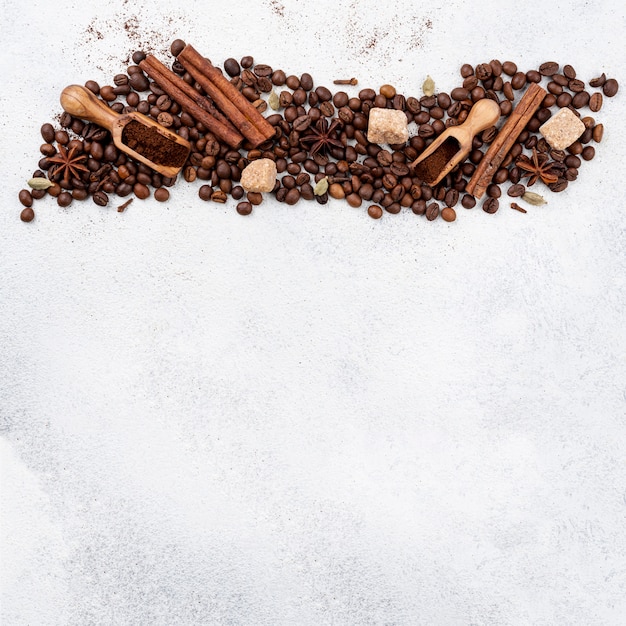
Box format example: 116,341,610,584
60,84,120,130
458,98,501,137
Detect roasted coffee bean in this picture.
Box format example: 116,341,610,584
572,91,590,109
507,184,525,197
486,59,501,77
271,69,287,86
460,64,474,78
556,92,573,108
236,201,252,215
562,64,576,79
129,72,150,91
444,188,459,207
451,87,469,101
425,202,439,221
511,72,526,90
223,58,240,77
502,61,517,76
547,81,563,95
133,183,150,199
41,123,55,143
526,70,541,83
20,207,35,222
85,80,100,95
482,197,499,214
367,204,382,219
582,145,595,161
441,207,456,222
56,192,72,207
285,188,301,205
568,78,585,93
539,61,559,76
589,73,606,88
593,123,604,143
549,179,568,192
486,183,501,198
603,78,619,97
19,189,33,207
91,190,108,206
588,92,603,112
550,74,568,88
476,63,492,81
411,199,426,215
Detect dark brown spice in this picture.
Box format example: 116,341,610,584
413,137,459,184
117,198,134,212
121,120,189,167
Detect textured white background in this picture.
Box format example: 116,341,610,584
1,0,626,624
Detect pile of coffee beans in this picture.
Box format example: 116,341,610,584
18,40,619,223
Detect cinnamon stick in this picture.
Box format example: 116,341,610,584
139,55,244,148
177,44,275,148
465,83,547,199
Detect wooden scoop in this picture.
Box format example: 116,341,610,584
410,98,501,187
60,84,191,178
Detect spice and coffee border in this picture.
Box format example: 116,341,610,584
17,39,619,223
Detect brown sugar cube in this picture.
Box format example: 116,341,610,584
367,108,409,145
539,107,586,151
240,158,277,192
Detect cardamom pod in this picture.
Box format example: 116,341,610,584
422,75,435,96
314,176,329,196
522,191,547,206
268,91,280,111
27,177,55,190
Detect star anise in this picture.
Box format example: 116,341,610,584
515,147,559,186
48,144,89,187
300,118,344,156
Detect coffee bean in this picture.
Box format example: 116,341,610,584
92,191,109,206
460,64,474,78
482,197,499,214
568,79,585,93
254,64,273,78
572,91,590,109
235,201,252,215
129,72,150,91
41,123,55,143
582,145,595,161
425,202,439,221
285,188,300,205
526,70,542,83
562,64,576,79
603,78,619,97
170,39,185,56
441,207,456,222
133,183,150,199
548,179,568,192
444,188,459,207
507,184,525,197
539,61,559,76
247,191,263,205
511,72,527,90
592,123,604,143
367,204,383,219
57,192,73,207
589,92,603,112
154,187,169,202
20,207,35,222
19,189,33,207
589,73,606,88
223,58,240,77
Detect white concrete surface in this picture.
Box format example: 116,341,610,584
1,1,625,624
